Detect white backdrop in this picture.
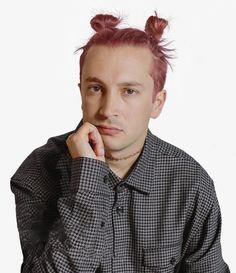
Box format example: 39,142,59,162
1,0,235,272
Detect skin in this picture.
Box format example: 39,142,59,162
66,45,166,178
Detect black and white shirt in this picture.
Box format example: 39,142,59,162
10,119,230,272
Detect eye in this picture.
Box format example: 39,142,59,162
124,89,138,95
88,85,102,92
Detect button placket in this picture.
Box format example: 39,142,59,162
115,184,126,215
112,187,128,258
99,176,111,233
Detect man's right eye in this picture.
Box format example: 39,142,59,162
88,85,101,92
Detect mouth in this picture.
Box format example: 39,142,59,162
97,125,121,130
96,125,122,136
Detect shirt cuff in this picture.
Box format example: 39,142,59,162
70,156,110,195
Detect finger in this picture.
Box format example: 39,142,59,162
77,122,104,157
88,130,104,157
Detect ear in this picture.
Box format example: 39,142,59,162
150,89,167,119
78,83,83,110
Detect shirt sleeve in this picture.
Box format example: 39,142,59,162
180,164,230,273
10,152,110,273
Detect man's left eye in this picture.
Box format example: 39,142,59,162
125,89,137,95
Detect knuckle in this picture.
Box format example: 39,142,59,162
83,121,90,127
68,133,77,142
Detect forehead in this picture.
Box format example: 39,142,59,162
82,45,154,81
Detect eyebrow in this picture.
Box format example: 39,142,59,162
84,76,144,87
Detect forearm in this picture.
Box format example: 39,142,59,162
11,156,110,272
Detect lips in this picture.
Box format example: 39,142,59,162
97,125,121,130
97,125,122,136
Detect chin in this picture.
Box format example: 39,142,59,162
103,140,122,151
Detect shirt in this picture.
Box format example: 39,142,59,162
10,119,230,273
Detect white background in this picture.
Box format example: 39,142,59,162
1,0,235,272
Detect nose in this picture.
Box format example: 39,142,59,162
98,91,119,118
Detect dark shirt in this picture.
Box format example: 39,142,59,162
10,119,230,272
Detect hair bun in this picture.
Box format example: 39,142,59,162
90,14,122,32
145,11,168,41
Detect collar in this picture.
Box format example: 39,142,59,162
122,128,156,194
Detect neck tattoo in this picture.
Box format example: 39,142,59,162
105,148,142,161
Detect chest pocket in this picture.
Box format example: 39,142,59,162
142,243,182,273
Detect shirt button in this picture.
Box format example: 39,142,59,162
101,221,105,228
170,257,176,265
116,206,124,214
116,185,124,193
104,176,108,184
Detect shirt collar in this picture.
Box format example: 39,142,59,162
123,128,156,194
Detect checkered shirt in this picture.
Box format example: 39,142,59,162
10,119,230,272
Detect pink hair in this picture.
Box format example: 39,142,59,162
75,11,174,102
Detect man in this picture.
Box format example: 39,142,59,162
11,12,230,272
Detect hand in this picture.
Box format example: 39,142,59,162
66,122,105,162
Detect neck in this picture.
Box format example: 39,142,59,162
104,130,147,178
105,148,142,161
105,148,142,179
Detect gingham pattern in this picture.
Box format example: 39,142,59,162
10,119,230,272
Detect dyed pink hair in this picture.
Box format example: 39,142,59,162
75,11,174,101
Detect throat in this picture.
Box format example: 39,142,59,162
106,150,142,179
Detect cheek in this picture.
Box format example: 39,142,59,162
124,98,152,116
132,100,153,117
82,97,99,112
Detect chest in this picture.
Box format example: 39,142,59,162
100,185,187,272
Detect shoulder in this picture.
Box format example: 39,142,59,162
10,128,75,200
149,132,219,223
150,131,216,200
152,132,200,164
11,129,73,179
